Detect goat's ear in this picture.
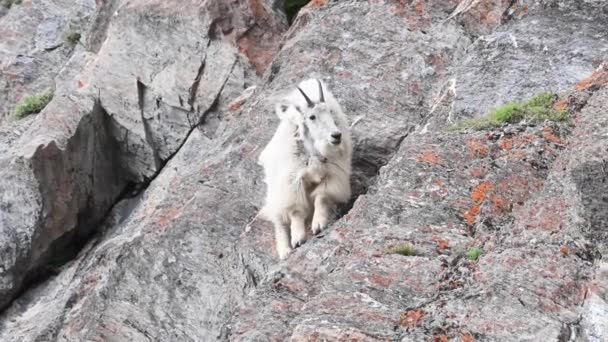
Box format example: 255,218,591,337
275,102,299,122
274,102,289,119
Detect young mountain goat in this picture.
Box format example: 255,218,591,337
258,78,352,260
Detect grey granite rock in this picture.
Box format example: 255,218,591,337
0,0,607,341
0,0,285,313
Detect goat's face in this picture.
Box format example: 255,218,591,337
298,102,343,156
294,80,344,160
276,79,346,161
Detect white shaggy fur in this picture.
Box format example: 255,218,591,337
258,78,352,260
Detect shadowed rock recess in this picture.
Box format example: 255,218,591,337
0,0,607,340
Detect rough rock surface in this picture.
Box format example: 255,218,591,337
0,0,607,341
0,0,98,121
0,0,286,312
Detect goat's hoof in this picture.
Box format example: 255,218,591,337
291,236,306,249
277,246,293,260
291,229,307,248
311,223,325,235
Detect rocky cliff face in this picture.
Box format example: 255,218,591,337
0,0,607,341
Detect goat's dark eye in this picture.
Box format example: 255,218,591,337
309,115,316,120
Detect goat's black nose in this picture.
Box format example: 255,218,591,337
330,132,342,145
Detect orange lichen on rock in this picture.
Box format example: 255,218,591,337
414,0,426,15
309,0,328,8
470,168,485,178
237,36,276,75
369,273,394,288
455,0,514,34
463,182,493,225
518,3,529,17
417,151,442,165
552,97,570,111
463,204,481,225
400,309,425,330
471,182,492,202
575,63,608,91
541,127,564,145
467,138,490,156
560,245,570,256
436,239,450,250
498,135,537,154
490,194,509,212
498,137,513,150
431,335,449,342
461,332,477,342
228,100,243,112
393,0,431,29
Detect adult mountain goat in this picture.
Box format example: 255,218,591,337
258,78,352,260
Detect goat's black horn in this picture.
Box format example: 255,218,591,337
317,79,325,103
297,86,314,108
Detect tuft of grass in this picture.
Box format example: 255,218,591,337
390,244,419,257
65,32,81,46
466,247,483,261
492,102,524,123
284,0,310,23
452,92,568,131
13,90,54,119
2,0,21,8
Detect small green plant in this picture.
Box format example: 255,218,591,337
390,244,419,257
14,90,54,119
452,92,568,131
2,0,21,8
284,0,311,23
65,32,81,46
466,247,483,261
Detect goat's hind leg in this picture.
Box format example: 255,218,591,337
290,210,307,248
311,195,331,235
272,218,292,260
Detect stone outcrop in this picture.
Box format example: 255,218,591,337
0,0,607,341
0,0,285,314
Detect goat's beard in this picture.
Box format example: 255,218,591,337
296,124,325,163
314,140,343,161
296,123,342,162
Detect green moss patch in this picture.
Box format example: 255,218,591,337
452,92,568,131
466,247,483,261
390,244,419,257
14,90,54,119
65,32,81,46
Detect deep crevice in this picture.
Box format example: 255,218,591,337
188,46,209,112
137,79,162,170
87,0,121,53
7,65,232,311
124,62,233,200
284,0,311,24
6,99,134,312
188,39,211,113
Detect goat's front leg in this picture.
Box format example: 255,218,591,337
290,211,307,248
273,220,292,260
311,195,331,235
